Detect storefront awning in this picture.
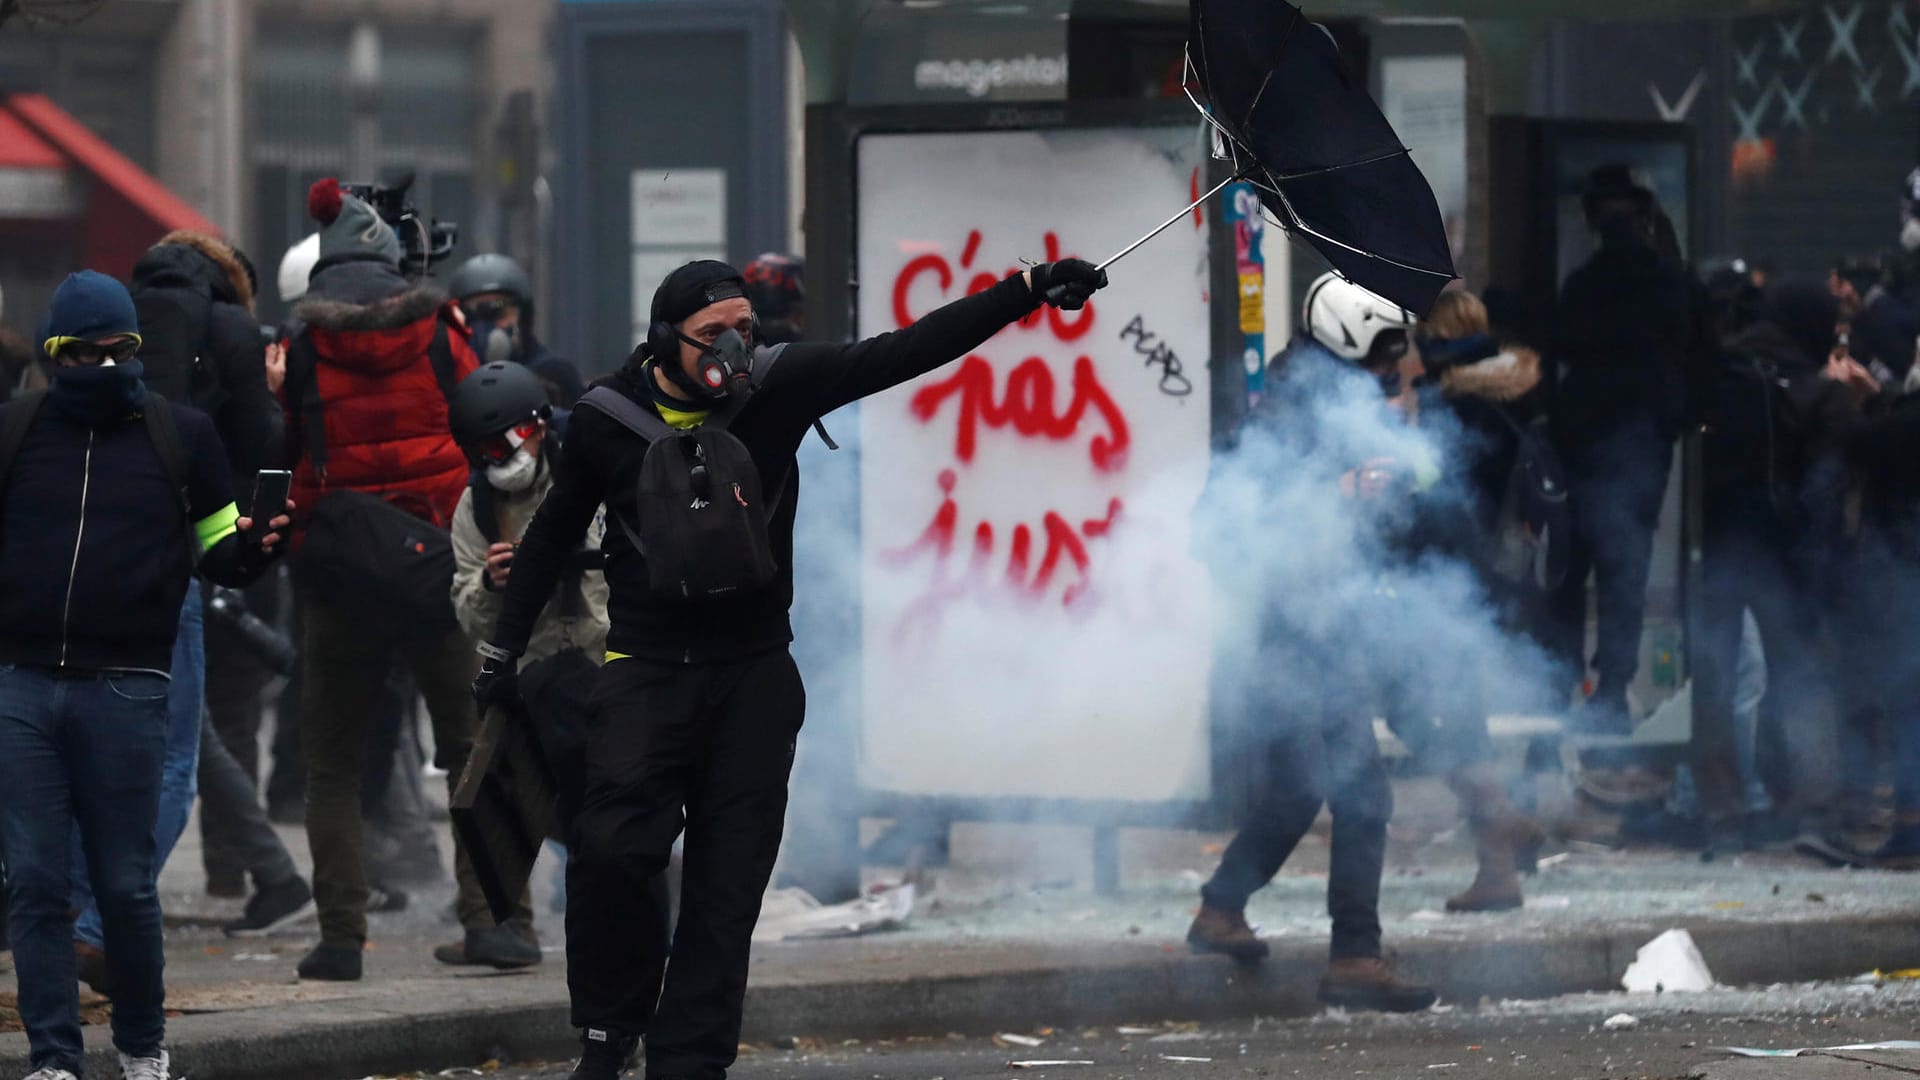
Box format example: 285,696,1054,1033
2,93,215,235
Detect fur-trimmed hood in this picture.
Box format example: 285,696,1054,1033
131,230,255,312
296,260,452,375
1440,346,1543,404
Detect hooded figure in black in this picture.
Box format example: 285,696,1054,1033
1546,166,1694,734
474,255,1107,1080
129,231,283,480
1692,279,1857,850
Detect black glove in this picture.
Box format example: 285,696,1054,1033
472,644,522,715
1030,259,1109,311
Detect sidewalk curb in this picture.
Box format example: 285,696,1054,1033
14,912,1920,1079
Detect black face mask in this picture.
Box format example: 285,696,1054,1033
673,327,756,401
49,359,148,426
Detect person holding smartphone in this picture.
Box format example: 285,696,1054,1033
0,271,292,1080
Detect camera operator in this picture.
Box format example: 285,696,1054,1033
438,360,609,969
449,255,586,408
282,178,486,983
474,256,1107,1080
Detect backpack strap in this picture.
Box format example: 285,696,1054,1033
284,332,329,480
0,389,47,492
141,395,201,570
426,314,462,403
470,469,502,545
577,385,677,442
748,344,837,449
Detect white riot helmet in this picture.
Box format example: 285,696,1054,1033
277,233,321,304
1302,271,1415,368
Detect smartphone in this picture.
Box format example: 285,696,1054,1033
244,469,293,545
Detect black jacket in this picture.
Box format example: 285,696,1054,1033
520,332,586,408
1702,321,1857,534
491,273,1043,664
1552,237,1693,441
129,232,283,481
0,396,268,671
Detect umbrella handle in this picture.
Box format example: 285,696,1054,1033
1097,174,1240,273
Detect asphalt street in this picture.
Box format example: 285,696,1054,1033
470,978,1920,1080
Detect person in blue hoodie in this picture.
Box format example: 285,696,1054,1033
0,271,291,1080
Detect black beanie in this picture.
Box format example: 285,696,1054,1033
1761,278,1840,367
651,260,749,328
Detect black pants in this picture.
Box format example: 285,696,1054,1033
1550,414,1676,695
1692,493,1837,822
1202,706,1391,962
197,714,301,890
567,650,805,1079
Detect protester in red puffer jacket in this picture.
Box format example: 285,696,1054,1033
282,178,478,530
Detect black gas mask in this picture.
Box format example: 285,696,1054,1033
674,326,756,401
464,298,522,366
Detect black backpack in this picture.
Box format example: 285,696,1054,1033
296,489,458,636
131,288,226,417
1489,409,1572,593
577,386,780,600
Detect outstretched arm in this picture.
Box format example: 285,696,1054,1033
773,261,1106,418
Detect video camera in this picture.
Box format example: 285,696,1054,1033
343,172,458,277
206,586,298,678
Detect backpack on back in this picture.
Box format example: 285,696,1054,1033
1489,410,1572,594
131,288,226,416
577,386,778,600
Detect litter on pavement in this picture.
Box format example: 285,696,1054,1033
1622,929,1715,993
1009,1060,1096,1069
1603,1013,1639,1031
752,883,915,942
1716,1041,1920,1057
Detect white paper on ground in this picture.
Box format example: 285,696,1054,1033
1716,1041,1920,1057
752,884,915,942
1621,928,1714,993
1603,1013,1639,1031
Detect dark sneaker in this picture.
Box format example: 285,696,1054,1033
1318,956,1438,1013
1186,904,1269,961
223,877,316,937
570,1028,638,1080
1795,831,1874,868
296,943,363,982
434,926,543,969
75,941,112,997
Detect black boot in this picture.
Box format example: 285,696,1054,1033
296,943,363,981
570,1028,639,1080
434,925,543,969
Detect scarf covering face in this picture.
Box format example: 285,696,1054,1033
49,359,149,426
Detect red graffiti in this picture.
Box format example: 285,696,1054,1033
909,354,1130,473
882,470,1125,641
891,230,1095,342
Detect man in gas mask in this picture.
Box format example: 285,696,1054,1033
449,254,586,408
473,256,1107,1080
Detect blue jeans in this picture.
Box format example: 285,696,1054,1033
71,586,203,948
0,665,171,1071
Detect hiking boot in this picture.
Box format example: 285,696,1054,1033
75,941,112,997
434,926,543,969
1186,905,1269,961
296,943,363,982
118,1049,170,1079
223,876,316,937
570,1028,639,1080
23,1066,79,1080
1317,956,1438,1013
1445,766,1544,914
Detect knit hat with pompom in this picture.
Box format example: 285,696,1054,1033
308,177,402,268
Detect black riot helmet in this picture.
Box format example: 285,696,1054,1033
450,360,552,463
449,253,533,308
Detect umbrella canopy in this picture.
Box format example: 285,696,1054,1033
1188,0,1456,316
